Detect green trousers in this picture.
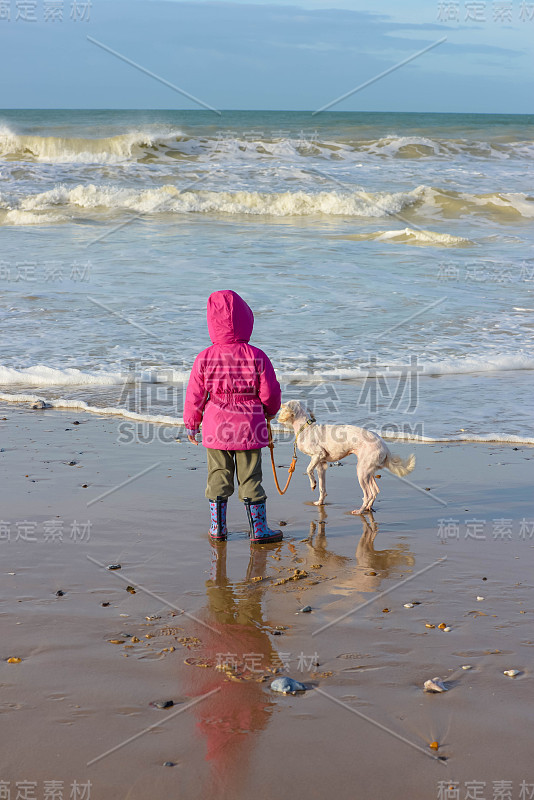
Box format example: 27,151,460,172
205,448,266,503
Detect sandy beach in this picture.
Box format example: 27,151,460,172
2,400,533,800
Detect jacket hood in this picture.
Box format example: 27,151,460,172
207,290,254,345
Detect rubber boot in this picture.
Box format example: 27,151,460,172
244,498,283,543
209,496,228,541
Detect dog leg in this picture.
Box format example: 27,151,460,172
307,454,323,493
369,474,380,510
313,462,327,506
352,462,373,515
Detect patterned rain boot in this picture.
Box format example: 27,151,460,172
209,496,228,541
244,498,283,544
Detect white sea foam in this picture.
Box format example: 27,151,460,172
457,190,534,218
2,209,65,225
0,126,185,164
280,353,534,380
16,183,426,217
0,364,191,386
370,430,534,444
2,183,532,223
0,365,126,386
1,354,532,391
365,135,442,157
335,227,474,247
1,391,532,444
0,391,185,426
1,126,533,164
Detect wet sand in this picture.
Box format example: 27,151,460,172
1,401,534,800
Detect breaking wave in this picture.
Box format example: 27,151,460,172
334,227,474,247
2,354,533,389
0,126,185,164
0,364,189,386
1,126,534,164
280,354,534,380
1,183,533,224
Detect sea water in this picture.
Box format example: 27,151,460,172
1,110,533,442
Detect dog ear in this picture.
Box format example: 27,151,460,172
277,403,290,421
289,399,305,417
277,402,294,423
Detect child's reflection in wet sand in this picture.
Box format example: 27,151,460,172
183,513,415,796
182,543,277,798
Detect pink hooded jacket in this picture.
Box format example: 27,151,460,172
183,290,281,450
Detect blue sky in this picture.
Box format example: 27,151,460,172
0,0,532,111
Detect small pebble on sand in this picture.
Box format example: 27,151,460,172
151,700,174,709
503,669,520,677
404,603,414,608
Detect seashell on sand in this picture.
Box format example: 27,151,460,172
271,677,306,694
423,677,448,693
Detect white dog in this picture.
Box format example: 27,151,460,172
277,400,416,515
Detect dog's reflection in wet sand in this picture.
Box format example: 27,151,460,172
302,508,415,595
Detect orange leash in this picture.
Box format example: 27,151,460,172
267,420,297,495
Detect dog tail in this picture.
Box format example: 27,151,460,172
384,452,416,477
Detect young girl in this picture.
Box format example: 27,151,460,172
184,289,283,543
